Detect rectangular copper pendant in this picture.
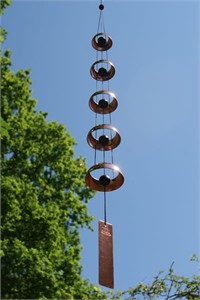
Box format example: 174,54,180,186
98,220,114,289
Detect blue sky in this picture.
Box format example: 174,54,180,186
3,0,199,293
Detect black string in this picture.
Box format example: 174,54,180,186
97,5,106,34
97,0,107,226
101,14,106,34
94,79,97,165
94,109,97,165
97,11,102,33
104,188,107,225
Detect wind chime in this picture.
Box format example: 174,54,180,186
85,0,124,289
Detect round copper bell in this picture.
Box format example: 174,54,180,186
89,90,118,114
85,162,124,192
92,33,113,51
87,124,121,151
90,59,115,81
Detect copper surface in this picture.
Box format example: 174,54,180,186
90,59,115,81
85,162,124,192
87,124,121,151
89,90,118,114
99,220,114,289
92,33,113,51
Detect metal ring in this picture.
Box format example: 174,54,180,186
89,90,118,114
85,162,124,192
87,124,121,151
92,33,113,51
90,60,115,81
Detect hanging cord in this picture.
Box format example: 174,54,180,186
104,188,107,225
98,0,108,226
103,117,106,225
94,1,105,167
97,2,106,34
94,81,98,165
107,80,114,166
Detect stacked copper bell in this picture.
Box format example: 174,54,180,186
85,13,124,193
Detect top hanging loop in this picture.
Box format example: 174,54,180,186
97,0,105,34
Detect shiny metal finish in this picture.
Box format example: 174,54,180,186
85,162,124,192
87,124,121,151
92,33,113,51
99,220,114,289
89,90,118,114
90,59,115,81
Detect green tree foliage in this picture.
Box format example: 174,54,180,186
0,1,11,135
1,49,106,299
111,260,200,299
0,116,10,138
0,0,12,15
